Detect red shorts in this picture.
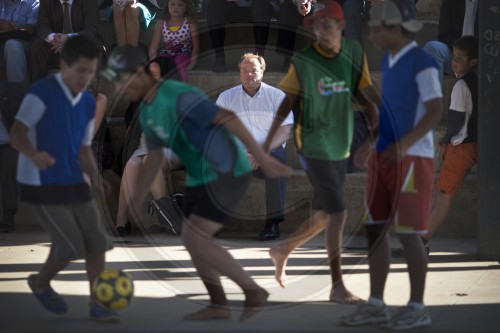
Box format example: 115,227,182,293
364,153,435,234
437,143,477,196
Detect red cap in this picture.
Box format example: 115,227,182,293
303,1,344,26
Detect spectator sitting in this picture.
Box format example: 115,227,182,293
149,0,199,83
0,0,39,85
114,133,183,236
216,53,293,240
30,0,104,82
101,0,158,47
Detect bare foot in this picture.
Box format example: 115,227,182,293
269,246,288,288
329,288,365,304
184,306,231,321
240,288,269,322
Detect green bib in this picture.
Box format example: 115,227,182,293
292,39,363,160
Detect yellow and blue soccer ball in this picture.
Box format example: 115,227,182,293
93,269,134,311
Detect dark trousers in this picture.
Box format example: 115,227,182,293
207,0,301,56
30,37,60,83
253,146,287,223
0,144,19,213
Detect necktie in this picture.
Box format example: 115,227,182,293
62,1,72,34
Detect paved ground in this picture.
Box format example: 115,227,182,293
1,225,499,332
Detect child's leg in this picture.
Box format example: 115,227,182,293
124,4,140,46
424,190,453,241
325,210,363,304
182,214,268,322
113,4,127,46
366,224,391,300
424,143,477,241
173,54,191,83
34,257,69,292
85,252,106,296
269,210,328,288
398,234,428,303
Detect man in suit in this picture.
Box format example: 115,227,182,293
0,0,39,84
30,0,102,82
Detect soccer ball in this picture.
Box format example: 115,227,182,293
93,269,134,311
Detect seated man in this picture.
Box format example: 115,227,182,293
0,0,39,84
216,53,293,240
30,0,102,82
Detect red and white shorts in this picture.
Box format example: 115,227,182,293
364,153,435,234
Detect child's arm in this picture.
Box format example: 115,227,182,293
79,146,102,185
382,98,442,166
355,88,379,136
187,22,199,70
10,120,55,170
212,108,293,179
148,20,163,61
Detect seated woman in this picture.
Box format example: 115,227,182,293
114,133,183,236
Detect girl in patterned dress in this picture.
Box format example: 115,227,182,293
148,0,199,82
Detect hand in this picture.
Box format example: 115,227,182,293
247,153,259,171
258,155,293,179
297,0,313,16
353,140,374,170
0,20,14,31
30,151,56,170
381,141,408,167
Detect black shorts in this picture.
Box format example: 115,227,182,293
183,172,252,224
301,157,346,214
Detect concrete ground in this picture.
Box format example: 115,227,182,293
1,225,499,332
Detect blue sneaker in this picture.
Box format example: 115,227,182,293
27,274,68,315
90,302,120,322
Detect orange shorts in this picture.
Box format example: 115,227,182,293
437,143,477,196
364,153,435,234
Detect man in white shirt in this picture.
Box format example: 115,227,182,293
216,53,293,240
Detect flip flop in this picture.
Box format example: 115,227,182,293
27,274,68,315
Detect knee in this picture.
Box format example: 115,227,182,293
4,40,24,57
365,223,388,249
125,7,140,21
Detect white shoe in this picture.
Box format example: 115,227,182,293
385,304,431,330
340,302,390,326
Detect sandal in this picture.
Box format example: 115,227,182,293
28,274,68,315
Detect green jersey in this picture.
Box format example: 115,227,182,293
139,80,252,187
292,38,363,160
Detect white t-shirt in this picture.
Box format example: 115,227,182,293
216,82,294,148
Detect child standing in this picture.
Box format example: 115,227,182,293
341,0,443,330
102,45,291,321
262,1,378,303
10,35,117,322
149,0,199,82
423,36,479,246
